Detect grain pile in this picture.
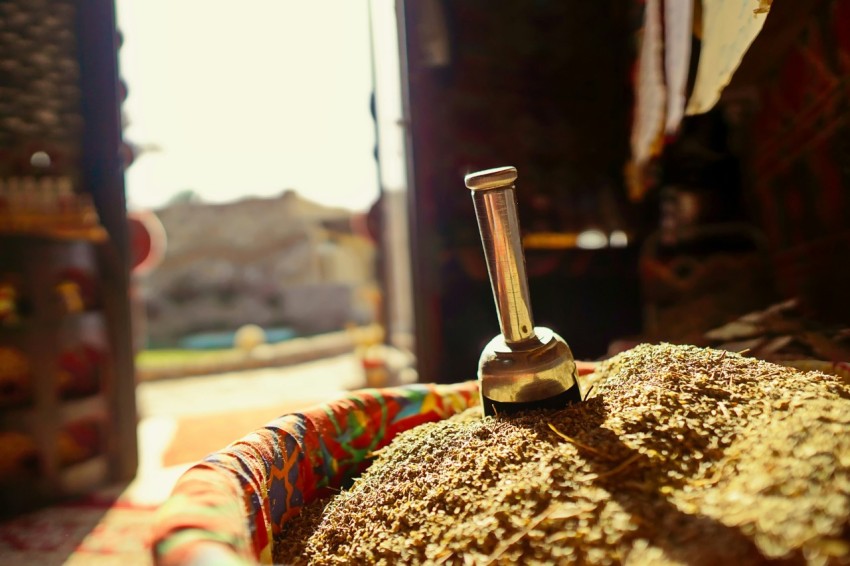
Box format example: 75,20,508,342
275,344,850,565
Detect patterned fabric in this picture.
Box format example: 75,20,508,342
151,381,479,565
747,0,850,322
750,0,850,251
0,497,157,565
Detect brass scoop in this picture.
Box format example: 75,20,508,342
465,166,581,416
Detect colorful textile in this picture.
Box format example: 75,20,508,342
151,381,479,565
746,0,850,323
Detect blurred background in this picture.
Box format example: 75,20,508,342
1,1,849,556
118,0,403,378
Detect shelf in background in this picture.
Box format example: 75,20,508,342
0,393,106,430
0,405,36,430
59,455,109,496
60,394,107,424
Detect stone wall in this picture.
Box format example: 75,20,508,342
137,191,377,347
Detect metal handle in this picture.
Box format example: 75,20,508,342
465,166,535,345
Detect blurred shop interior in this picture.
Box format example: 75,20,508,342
0,0,849,521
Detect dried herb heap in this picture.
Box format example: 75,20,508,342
275,344,850,565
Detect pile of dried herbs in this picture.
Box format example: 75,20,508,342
274,343,850,565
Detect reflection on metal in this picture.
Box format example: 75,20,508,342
466,167,533,344
465,166,580,415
